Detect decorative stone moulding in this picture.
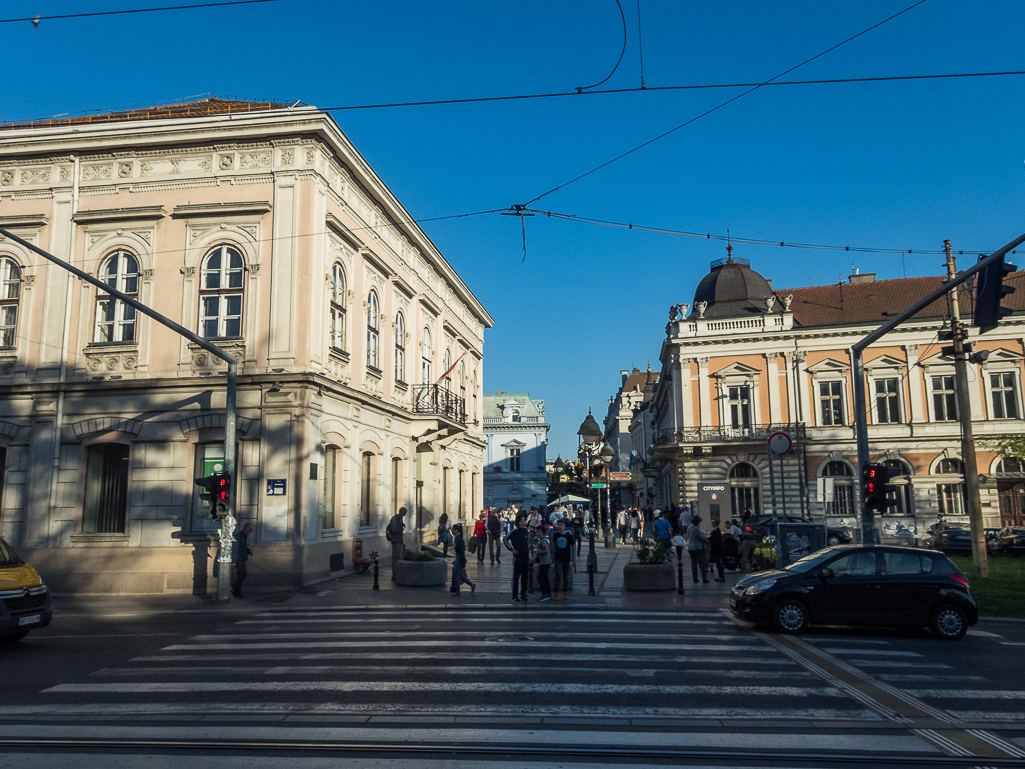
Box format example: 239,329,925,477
190,341,246,372
83,346,138,375
622,562,676,592
0,356,18,376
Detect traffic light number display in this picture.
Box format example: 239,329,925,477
195,473,232,519
861,464,896,512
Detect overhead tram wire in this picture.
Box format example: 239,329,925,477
0,0,284,25
574,0,627,93
314,70,1025,112
519,0,932,207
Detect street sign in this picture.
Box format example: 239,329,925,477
590,483,608,488
609,472,632,481
768,431,792,456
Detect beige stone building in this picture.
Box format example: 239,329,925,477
649,246,1025,541
0,98,492,594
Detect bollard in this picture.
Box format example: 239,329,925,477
373,558,380,590
677,557,685,595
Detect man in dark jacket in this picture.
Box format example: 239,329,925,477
503,514,531,602
386,507,407,580
708,518,726,582
486,508,503,564
231,522,253,598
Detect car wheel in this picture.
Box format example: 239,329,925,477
827,534,841,546
930,605,968,640
0,631,29,645
772,599,809,635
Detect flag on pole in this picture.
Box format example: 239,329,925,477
437,352,466,384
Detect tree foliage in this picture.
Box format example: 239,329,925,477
980,434,1025,461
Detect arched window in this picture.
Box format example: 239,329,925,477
729,462,760,516
936,458,965,517
996,456,1025,474
823,460,855,519
0,257,22,349
329,263,346,351
882,458,913,516
366,291,380,369
323,444,339,530
421,327,432,384
95,250,139,343
443,348,452,391
199,245,244,338
394,311,405,382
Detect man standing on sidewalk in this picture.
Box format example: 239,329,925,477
487,507,503,564
386,507,407,580
551,518,574,600
503,513,531,602
231,522,253,598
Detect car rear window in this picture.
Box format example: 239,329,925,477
883,551,933,574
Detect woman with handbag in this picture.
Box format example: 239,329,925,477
472,511,488,565
450,524,476,595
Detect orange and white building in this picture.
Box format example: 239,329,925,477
649,246,1025,541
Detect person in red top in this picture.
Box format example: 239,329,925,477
472,511,488,565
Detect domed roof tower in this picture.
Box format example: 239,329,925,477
690,242,776,319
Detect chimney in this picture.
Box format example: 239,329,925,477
849,273,876,284
620,370,629,385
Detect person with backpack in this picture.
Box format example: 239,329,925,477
652,511,673,557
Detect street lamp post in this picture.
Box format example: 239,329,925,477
577,410,603,596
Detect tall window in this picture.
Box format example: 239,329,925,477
818,381,844,426
936,458,965,517
323,446,338,530
472,373,478,422
727,385,752,429
459,359,466,406
391,457,401,516
823,461,855,518
443,348,452,390
193,444,226,531
932,375,958,421
442,466,449,518
366,291,380,369
394,312,405,382
200,245,244,338
874,378,901,424
0,257,21,349
509,448,521,472
990,372,1020,419
94,250,139,343
82,443,130,534
882,458,913,515
729,462,760,516
329,264,346,351
360,452,373,526
421,328,432,384
458,469,465,519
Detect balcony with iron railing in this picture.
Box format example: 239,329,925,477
654,423,806,446
411,384,466,425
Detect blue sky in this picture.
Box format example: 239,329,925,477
3,0,1024,457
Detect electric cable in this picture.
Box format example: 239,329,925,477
636,0,646,89
575,0,627,92
0,0,283,25
520,0,931,206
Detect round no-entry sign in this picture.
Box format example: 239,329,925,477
768,431,792,456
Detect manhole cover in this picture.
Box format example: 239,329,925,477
484,635,535,642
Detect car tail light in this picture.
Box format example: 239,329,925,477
940,532,949,540
949,574,970,591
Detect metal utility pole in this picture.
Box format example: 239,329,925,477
0,227,239,600
943,240,989,577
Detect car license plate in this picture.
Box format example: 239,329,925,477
17,614,41,626
729,597,737,609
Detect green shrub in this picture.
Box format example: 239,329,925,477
402,548,436,562
636,538,667,564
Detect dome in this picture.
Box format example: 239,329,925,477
691,244,776,319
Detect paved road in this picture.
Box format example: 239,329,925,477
1,588,1023,768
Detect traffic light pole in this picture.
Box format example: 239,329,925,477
851,230,1025,546
943,241,988,577
0,227,240,600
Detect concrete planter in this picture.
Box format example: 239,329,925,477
394,557,447,587
623,562,675,592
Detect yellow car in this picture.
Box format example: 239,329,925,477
0,536,52,643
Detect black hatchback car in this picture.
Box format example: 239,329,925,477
730,545,978,640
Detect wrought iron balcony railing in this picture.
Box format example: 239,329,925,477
654,423,806,446
412,384,467,425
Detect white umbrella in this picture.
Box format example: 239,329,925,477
548,494,591,506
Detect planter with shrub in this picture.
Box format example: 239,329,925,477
623,538,675,592
393,548,447,586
